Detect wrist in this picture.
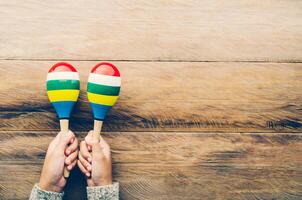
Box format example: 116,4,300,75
99,178,113,186
39,180,63,193
88,177,112,187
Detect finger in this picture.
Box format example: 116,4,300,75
92,139,104,159
61,130,75,146
67,159,77,171
80,141,92,162
85,130,94,148
77,160,90,177
85,131,93,151
79,152,92,171
66,137,78,155
65,150,78,165
69,137,74,144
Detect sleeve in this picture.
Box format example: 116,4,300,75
29,184,64,200
87,182,119,200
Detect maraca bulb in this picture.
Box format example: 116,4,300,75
87,62,121,120
46,62,80,119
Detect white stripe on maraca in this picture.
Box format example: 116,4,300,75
88,73,121,87
47,72,80,81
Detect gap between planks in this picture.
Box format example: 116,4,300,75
1,61,301,133
1,131,302,135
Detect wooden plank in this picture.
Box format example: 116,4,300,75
0,1,301,61
1,61,301,132
0,131,301,200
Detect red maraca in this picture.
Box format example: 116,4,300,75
87,62,121,141
46,62,80,177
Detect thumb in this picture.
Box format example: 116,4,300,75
60,130,75,147
85,130,94,146
85,130,94,151
92,136,103,157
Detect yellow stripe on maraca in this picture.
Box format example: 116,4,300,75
87,92,119,106
47,90,80,102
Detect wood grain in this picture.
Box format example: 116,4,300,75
0,131,301,200
0,0,301,61
0,1,301,199
0,61,301,132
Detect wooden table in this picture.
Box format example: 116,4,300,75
0,1,301,199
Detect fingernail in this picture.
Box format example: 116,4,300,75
87,165,91,171
86,172,90,177
66,150,70,154
88,157,92,162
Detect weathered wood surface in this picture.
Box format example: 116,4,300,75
0,0,302,199
1,61,301,132
0,0,301,61
1,131,302,200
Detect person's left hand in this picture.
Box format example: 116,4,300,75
39,130,79,193
78,131,112,187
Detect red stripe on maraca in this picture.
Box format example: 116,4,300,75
91,62,120,77
48,62,77,73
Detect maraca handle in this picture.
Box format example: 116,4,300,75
60,119,69,133
93,120,103,142
60,119,70,178
63,166,70,178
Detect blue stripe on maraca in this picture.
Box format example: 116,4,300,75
51,101,76,119
89,103,112,120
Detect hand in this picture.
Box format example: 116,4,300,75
78,131,112,187
39,130,79,192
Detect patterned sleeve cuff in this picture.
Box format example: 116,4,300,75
87,182,119,200
29,184,64,200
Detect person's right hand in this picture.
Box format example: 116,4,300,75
78,131,113,187
39,130,78,192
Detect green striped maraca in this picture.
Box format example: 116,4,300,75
87,62,121,141
46,62,80,177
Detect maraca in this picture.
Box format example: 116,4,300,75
87,62,121,141
46,62,80,177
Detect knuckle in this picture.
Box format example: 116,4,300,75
82,154,87,159
72,151,78,158
83,152,90,159
73,137,78,143
78,151,83,158
71,142,77,149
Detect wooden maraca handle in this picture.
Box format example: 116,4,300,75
93,120,103,142
60,119,70,178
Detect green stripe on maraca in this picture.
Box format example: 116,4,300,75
46,62,80,120
87,82,120,96
87,62,121,120
47,80,80,91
